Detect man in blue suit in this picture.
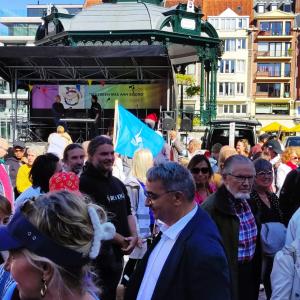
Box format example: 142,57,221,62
125,162,231,300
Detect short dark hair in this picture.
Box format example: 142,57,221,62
211,143,222,154
253,158,272,173
147,162,195,202
29,153,59,193
63,143,84,162
91,95,98,101
87,135,113,157
187,154,213,179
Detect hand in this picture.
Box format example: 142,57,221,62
136,237,144,248
121,236,138,255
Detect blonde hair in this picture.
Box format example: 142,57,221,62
281,147,297,164
218,146,237,171
132,148,153,183
21,191,108,294
57,126,65,134
236,139,250,156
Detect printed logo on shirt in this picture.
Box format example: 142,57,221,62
107,193,126,202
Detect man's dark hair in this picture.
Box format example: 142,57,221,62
87,135,113,157
63,143,84,162
147,162,195,202
91,95,98,101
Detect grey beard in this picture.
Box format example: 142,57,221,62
225,184,250,200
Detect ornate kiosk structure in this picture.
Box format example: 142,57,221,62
0,0,222,141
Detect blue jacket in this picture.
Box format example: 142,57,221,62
125,206,231,300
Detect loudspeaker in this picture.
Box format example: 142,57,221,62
180,114,193,131
162,115,175,131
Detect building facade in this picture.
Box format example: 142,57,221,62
208,8,251,119
251,0,296,127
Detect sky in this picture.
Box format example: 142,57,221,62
0,0,84,16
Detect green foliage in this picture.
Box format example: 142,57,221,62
175,73,195,85
185,85,201,97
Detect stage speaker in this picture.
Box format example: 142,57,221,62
180,114,193,132
162,115,175,131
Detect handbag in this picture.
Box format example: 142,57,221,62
261,222,286,257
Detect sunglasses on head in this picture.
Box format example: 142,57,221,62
190,167,210,174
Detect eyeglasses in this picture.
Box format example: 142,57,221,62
190,167,210,175
256,171,273,177
226,173,255,183
291,156,299,160
144,190,176,200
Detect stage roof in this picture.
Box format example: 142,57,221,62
0,45,172,85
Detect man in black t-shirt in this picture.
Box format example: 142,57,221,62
80,135,137,300
89,95,102,138
52,95,65,127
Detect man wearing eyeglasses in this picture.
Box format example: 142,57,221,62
202,155,260,300
125,162,231,300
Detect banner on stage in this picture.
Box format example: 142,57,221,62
31,84,166,109
115,105,165,158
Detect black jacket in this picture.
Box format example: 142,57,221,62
79,162,131,237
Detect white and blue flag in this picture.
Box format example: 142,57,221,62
115,105,165,158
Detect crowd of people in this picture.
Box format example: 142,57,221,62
0,128,300,300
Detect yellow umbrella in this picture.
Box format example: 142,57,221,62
261,122,290,132
289,124,300,132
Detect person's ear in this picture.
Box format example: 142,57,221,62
41,263,54,283
173,191,184,207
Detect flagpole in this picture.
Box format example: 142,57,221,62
113,99,119,145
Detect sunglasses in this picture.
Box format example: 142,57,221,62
291,156,299,160
190,167,210,174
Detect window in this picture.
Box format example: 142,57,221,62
219,82,235,96
220,60,235,73
271,3,278,11
238,18,247,29
0,80,8,94
257,63,281,77
258,4,265,13
256,104,272,114
283,4,291,12
224,39,236,51
237,83,245,95
284,63,291,77
222,104,247,115
256,83,281,97
242,105,247,113
236,60,245,72
8,24,40,36
272,104,289,115
186,64,196,75
285,21,291,35
260,22,283,36
237,38,246,49
256,103,289,116
284,83,290,97
224,104,234,114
